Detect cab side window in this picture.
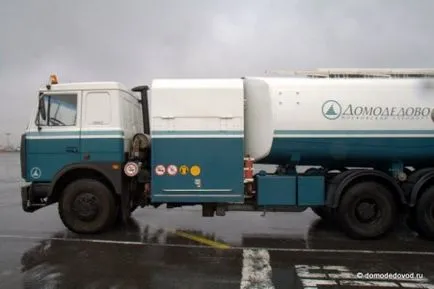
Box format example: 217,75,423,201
38,94,77,126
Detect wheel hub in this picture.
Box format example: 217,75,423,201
355,200,379,223
72,192,99,221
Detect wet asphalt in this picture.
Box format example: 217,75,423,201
1,153,434,289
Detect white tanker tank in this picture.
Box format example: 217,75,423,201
243,76,434,168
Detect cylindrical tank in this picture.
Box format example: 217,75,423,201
244,76,434,168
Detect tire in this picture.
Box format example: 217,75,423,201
414,186,434,240
337,181,397,240
304,168,321,175
115,204,138,224
404,167,414,176
58,179,118,234
311,206,335,221
130,204,139,213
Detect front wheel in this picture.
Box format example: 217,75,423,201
58,179,118,234
337,182,397,240
130,204,139,213
413,186,434,240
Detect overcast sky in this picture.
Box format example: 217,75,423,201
1,0,434,145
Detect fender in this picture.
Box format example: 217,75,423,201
49,162,124,199
325,169,357,206
410,171,434,206
328,169,406,208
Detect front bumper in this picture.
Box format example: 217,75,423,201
21,183,50,213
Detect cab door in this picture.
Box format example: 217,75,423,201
25,91,82,182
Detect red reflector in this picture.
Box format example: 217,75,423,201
243,156,254,182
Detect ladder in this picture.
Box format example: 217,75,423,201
265,68,434,78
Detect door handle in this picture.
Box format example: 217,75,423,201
65,146,78,153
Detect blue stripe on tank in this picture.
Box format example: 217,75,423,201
150,129,434,135
25,129,434,137
274,130,434,135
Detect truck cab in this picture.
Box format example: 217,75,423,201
20,75,145,231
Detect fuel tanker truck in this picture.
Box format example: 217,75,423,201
19,69,434,240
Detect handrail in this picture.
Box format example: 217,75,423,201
265,68,434,78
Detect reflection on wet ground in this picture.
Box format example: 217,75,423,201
8,219,434,289
0,217,431,289
22,216,433,254
19,234,242,289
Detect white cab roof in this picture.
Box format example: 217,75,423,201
39,81,129,92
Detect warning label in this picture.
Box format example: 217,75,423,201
167,165,178,176
179,165,189,175
155,165,165,176
190,165,201,177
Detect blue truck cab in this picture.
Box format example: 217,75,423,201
20,76,144,228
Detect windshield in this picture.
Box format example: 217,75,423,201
36,93,78,126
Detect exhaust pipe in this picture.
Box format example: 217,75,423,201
131,85,150,135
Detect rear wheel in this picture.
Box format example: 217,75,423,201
413,186,434,240
405,212,418,232
58,179,117,234
337,181,397,240
311,206,336,221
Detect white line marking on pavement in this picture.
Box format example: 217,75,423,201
339,280,400,287
0,204,16,208
240,249,275,289
300,278,337,288
295,265,433,288
400,283,434,288
0,234,434,257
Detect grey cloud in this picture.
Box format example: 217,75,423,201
1,0,434,144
